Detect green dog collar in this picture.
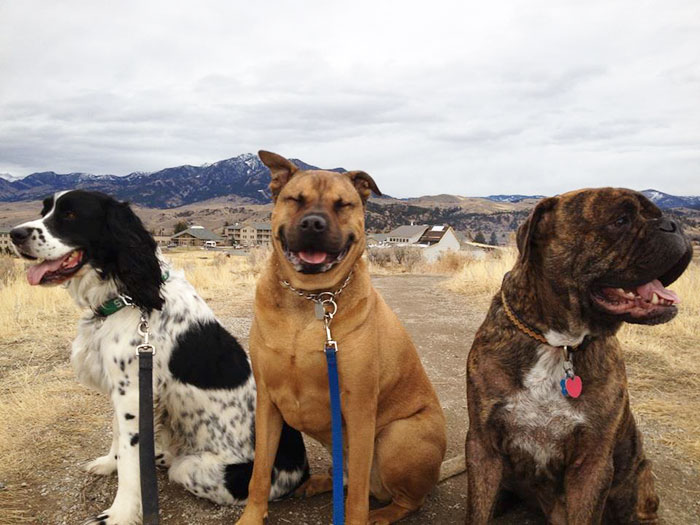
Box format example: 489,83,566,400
95,271,170,317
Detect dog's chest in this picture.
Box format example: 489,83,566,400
500,347,587,473
264,346,334,438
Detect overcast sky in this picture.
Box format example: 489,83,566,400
1,0,698,197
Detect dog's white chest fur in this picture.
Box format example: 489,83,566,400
503,346,586,472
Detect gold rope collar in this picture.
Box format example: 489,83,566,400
501,290,549,345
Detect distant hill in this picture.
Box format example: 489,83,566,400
484,194,546,203
641,189,700,210
1,155,697,215
0,154,345,208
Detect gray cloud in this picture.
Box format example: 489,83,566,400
0,0,699,197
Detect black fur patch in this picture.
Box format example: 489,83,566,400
130,434,139,446
224,422,309,500
274,422,309,474
223,461,254,500
168,321,251,390
124,413,135,420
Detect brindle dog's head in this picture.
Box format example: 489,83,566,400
516,188,693,330
260,150,381,289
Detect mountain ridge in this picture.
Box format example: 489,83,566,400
1,155,698,210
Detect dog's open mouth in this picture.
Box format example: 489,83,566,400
592,279,680,318
26,250,85,285
284,246,350,274
591,249,691,322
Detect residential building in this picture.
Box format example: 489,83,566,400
170,226,224,247
366,233,389,246
0,229,12,253
224,222,272,247
386,224,429,244
415,225,461,262
384,224,466,261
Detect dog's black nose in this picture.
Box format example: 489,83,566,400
299,214,327,233
659,218,678,233
10,226,33,245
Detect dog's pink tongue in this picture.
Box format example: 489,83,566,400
636,279,681,304
298,251,327,265
26,257,67,285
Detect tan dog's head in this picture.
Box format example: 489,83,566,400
515,187,693,329
260,150,381,289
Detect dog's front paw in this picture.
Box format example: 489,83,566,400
235,507,268,525
83,504,140,525
84,454,117,476
155,450,173,468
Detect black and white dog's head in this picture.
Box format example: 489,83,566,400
11,190,164,311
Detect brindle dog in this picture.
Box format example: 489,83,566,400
465,188,693,524
236,151,447,525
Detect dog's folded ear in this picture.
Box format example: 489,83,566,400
102,200,165,312
516,197,557,265
345,171,382,204
259,150,299,201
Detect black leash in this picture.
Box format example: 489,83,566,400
137,314,159,525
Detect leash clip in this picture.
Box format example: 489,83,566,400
324,315,338,352
136,313,156,356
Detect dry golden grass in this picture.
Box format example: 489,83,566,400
444,249,700,465
444,248,518,296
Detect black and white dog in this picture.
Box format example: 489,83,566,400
11,190,309,525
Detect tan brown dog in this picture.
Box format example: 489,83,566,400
465,188,693,524
235,151,447,525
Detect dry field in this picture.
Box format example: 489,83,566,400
0,248,699,523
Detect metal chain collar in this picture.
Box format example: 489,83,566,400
279,271,353,353
279,270,353,302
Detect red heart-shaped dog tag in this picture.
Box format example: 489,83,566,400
565,376,583,398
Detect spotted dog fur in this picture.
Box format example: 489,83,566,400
11,190,309,525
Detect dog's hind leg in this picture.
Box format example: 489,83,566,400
85,413,119,476
368,409,446,524
169,452,240,505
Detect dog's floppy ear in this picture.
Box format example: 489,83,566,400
102,200,164,312
259,150,299,201
345,170,382,204
516,197,557,265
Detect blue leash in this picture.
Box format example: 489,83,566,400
324,343,345,525
282,275,353,525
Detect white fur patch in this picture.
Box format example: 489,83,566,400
14,191,75,260
543,329,589,347
503,346,587,472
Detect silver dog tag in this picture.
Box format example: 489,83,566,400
315,302,325,320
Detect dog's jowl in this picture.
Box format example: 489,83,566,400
235,152,448,525
11,190,309,525
465,188,693,524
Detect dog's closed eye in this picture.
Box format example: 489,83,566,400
334,200,354,210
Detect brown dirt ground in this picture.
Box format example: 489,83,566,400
1,274,698,524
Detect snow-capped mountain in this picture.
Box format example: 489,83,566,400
484,194,545,203
0,153,345,208
641,189,700,210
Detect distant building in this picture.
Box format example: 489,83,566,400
224,222,272,247
386,225,429,244
0,229,12,253
366,233,389,246
170,226,224,247
385,224,463,262
415,225,461,262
